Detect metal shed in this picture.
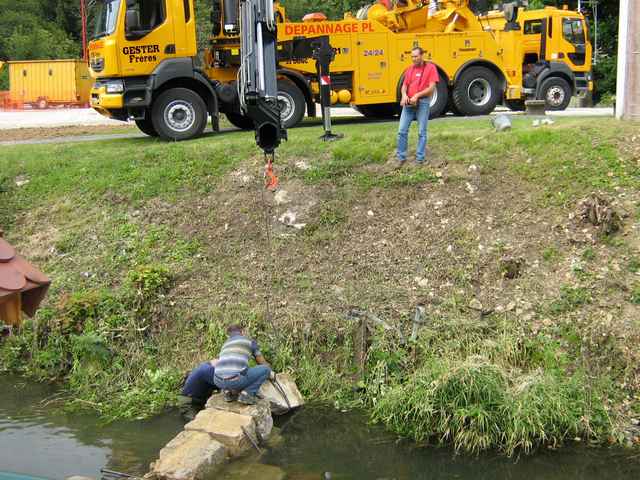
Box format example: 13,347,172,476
3,59,92,109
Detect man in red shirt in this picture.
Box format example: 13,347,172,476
396,46,439,166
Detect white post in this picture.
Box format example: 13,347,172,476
616,0,639,120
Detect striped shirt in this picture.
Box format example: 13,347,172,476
215,334,262,378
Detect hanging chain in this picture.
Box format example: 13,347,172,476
260,151,278,325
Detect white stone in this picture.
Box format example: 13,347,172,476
259,373,304,415
274,190,290,205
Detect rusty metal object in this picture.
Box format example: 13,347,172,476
0,230,50,327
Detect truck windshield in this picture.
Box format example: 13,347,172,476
92,0,121,39
562,18,585,46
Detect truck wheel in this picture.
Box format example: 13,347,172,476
538,77,572,111
428,79,448,119
452,66,500,116
226,112,254,130
135,117,159,137
151,88,208,141
355,103,399,118
37,98,48,110
277,79,306,128
504,99,525,111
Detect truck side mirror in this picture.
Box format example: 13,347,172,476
125,9,141,33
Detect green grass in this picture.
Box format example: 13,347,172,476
548,285,592,315
1,116,639,452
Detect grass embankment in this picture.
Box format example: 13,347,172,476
1,117,639,453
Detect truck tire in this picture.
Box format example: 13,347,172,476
226,112,254,130
428,79,448,119
538,77,572,111
355,103,399,119
452,66,501,116
277,79,305,128
135,117,159,137
504,99,525,111
151,88,208,141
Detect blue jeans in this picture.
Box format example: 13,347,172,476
214,365,271,396
397,98,430,162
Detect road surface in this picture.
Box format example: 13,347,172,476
0,106,615,146
0,106,614,131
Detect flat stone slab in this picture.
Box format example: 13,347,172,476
149,430,226,480
185,408,256,457
206,393,273,441
259,373,305,415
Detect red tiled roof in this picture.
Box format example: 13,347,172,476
0,236,51,317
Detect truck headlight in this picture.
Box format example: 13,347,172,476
105,80,124,94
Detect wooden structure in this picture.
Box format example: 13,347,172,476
0,231,50,328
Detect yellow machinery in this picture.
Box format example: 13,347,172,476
87,0,592,139
0,60,92,109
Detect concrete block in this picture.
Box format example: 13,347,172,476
185,408,256,457
149,430,226,480
205,393,273,441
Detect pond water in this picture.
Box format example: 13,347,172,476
1,376,639,480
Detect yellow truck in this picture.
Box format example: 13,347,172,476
87,0,592,140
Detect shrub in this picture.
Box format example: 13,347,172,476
372,356,611,455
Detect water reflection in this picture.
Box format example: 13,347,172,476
0,377,183,479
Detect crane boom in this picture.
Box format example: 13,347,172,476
238,0,286,154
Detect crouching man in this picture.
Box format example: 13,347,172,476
214,324,271,405
178,358,218,420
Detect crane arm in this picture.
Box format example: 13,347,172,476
237,0,286,155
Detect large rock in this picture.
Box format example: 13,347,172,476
148,430,226,480
185,408,257,457
259,373,305,415
205,393,273,441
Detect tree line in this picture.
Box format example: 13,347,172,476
0,0,618,102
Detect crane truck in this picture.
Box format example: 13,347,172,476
87,0,592,140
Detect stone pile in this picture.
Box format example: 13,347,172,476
147,373,303,480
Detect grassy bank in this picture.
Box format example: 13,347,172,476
1,116,639,453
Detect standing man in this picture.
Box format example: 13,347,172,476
179,359,218,420
214,324,272,405
396,46,439,167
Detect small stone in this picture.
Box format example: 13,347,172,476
274,190,290,205
14,175,30,187
367,210,374,217
295,160,310,170
469,299,483,311
505,302,516,311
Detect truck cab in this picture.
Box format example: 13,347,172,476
88,0,218,140
482,5,592,110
